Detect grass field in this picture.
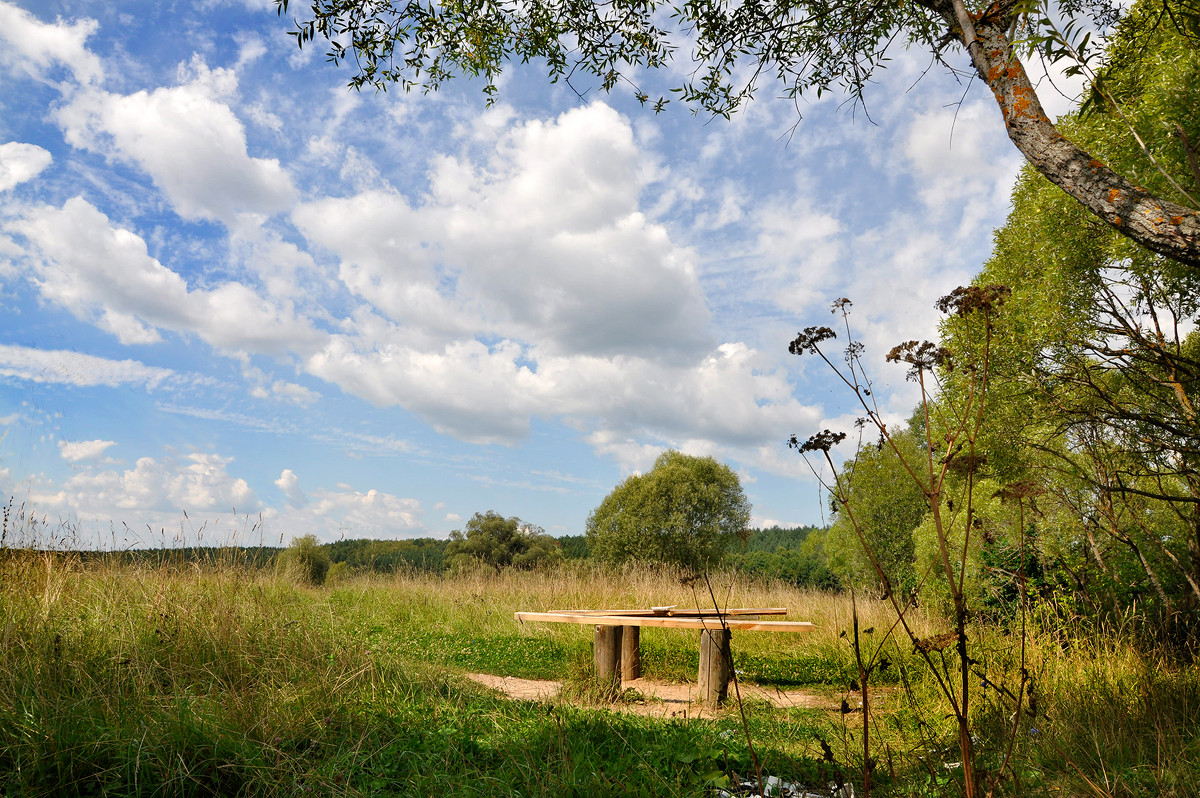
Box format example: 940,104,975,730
0,550,1197,796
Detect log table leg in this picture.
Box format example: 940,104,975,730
621,625,641,681
698,628,732,705
594,624,623,694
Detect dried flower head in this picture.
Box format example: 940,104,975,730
788,429,847,453
993,480,1044,503
936,285,1011,316
886,340,953,381
944,451,988,478
788,326,837,355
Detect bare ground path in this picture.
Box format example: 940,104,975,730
465,673,837,718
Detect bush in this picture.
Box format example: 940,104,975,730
277,534,331,586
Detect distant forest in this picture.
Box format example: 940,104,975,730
65,524,837,590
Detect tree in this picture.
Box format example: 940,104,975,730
586,450,751,572
825,428,928,597
934,12,1200,627
278,0,1200,266
445,511,563,573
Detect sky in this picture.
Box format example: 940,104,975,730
0,0,1085,548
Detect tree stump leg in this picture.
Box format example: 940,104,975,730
620,625,641,681
594,624,623,696
698,628,732,705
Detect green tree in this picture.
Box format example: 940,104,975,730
825,428,928,597
936,7,1200,626
278,0,1200,266
586,450,751,572
445,511,563,573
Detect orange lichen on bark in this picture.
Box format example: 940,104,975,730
1172,216,1186,225
1107,188,1121,204
1009,84,1035,117
1114,216,1123,225
1088,159,1105,170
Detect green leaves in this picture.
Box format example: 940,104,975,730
586,449,751,572
446,511,563,573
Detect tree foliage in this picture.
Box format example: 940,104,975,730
826,429,928,597
586,450,751,573
932,7,1200,628
445,511,563,573
326,537,448,572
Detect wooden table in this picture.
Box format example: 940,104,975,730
514,607,815,705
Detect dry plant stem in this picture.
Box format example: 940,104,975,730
988,497,1030,796
851,590,871,798
806,306,1011,798
698,572,764,795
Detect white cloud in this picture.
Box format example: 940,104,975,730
900,101,1022,233
294,103,712,361
751,190,844,314
58,439,116,462
0,142,52,192
0,2,103,85
11,197,325,354
33,451,257,517
269,483,425,541
274,468,307,507
0,344,174,388
56,58,295,224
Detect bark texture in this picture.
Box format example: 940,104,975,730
917,0,1200,267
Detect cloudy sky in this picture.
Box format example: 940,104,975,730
0,0,1082,547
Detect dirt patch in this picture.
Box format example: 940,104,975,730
465,673,837,718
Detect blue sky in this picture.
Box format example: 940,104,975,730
0,0,1084,547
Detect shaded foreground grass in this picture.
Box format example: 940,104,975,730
1,552,1198,796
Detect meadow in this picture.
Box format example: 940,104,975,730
1,548,1197,797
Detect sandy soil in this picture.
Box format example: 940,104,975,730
464,673,838,718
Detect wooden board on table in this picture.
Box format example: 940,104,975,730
515,612,815,632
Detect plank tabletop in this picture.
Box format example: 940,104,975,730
542,607,788,617
515,611,815,632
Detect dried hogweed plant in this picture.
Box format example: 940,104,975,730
787,288,1030,798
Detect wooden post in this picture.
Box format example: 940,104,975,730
594,624,623,695
620,625,641,681
698,628,732,705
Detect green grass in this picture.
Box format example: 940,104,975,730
1,551,1197,796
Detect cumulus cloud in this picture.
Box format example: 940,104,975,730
0,2,103,85
33,451,257,518
274,468,307,507
55,58,295,224
10,197,325,354
294,103,712,362
58,439,116,462
269,483,425,541
0,142,52,192
0,344,174,388
286,103,824,465
900,101,1023,234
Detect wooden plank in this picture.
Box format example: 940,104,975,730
545,607,787,617
516,612,815,632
